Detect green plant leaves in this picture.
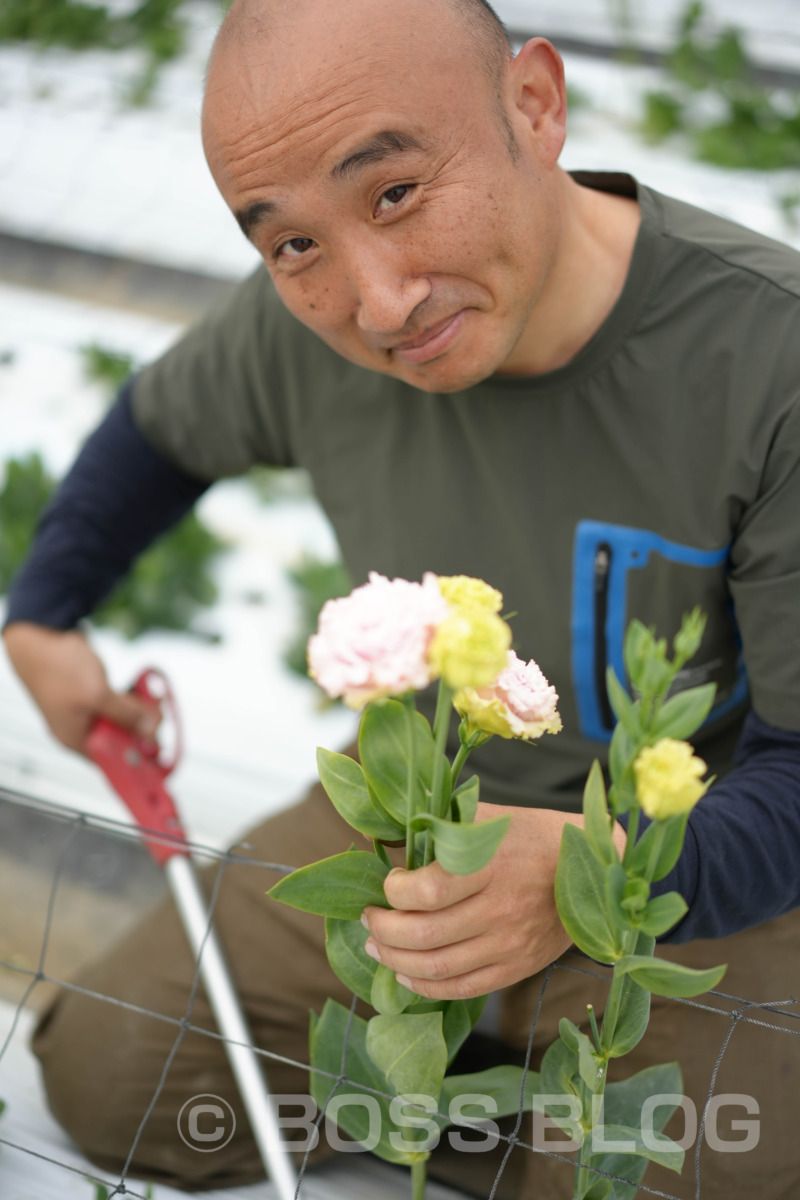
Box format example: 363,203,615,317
605,668,641,739
625,812,689,882
559,1018,607,1093
440,1064,538,1120
316,748,404,840
310,1000,411,1164
359,701,438,824
269,850,390,919
410,812,510,875
590,1124,683,1172
615,955,726,998
651,683,716,740
366,1011,448,1101
603,934,654,1059
583,760,619,867
452,775,479,823
370,963,418,1015
555,824,624,964
582,1063,685,1196
325,916,378,1004
636,892,689,939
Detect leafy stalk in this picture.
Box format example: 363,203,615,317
425,681,454,864
403,693,418,870
412,1157,427,1200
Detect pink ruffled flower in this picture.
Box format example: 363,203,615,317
308,571,450,708
455,650,562,741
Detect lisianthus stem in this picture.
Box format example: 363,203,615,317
411,1156,427,1200
644,820,666,881
403,693,418,871
600,928,639,1053
450,741,471,793
622,805,640,871
426,680,454,864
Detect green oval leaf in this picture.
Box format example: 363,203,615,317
555,824,624,964
366,1011,447,1101
359,700,435,825
626,811,689,882
310,999,413,1164
269,850,390,919
605,668,641,738
317,747,405,840
325,916,378,1004
591,1124,683,1173
440,1064,538,1120
651,683,716,741
637,891,689,938
452,775,479,824
370,962,418,1015
604,933,654,1059
410,812,510,875
583,760,618,867
615,954,727,998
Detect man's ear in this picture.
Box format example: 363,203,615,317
506,38,567,169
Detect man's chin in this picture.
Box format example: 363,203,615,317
387,348,501,394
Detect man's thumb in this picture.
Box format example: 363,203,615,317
97,690,161,738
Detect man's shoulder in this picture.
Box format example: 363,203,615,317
643,183,800,303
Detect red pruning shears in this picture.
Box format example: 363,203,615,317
85,668,297,1200
86,668,188,865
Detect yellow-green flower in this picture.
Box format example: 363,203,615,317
428,606,511,690
634,738,709,819
437,575,503,614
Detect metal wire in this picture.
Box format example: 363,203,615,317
0,788,797,1200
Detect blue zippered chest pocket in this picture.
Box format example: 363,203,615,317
571,520,748,742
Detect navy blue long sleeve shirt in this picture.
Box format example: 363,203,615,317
6,388,800,945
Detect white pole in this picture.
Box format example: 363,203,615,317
166,855,298,1200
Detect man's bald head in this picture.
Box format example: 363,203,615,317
210,0,515,149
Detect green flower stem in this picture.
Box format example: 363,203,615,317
622,805,640,871
425,680,455,864
587,1003,602,1053
403,693,418,871
600,928,640,1053
644,820,667,882
575,1081,593,1197
450,741,471,792
411,1156,427,1200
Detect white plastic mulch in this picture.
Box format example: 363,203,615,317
0,1,798,277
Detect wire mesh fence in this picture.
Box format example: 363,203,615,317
0,785,797,1200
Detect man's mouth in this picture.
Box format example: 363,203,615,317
389,310,467,365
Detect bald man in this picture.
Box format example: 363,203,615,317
6,1,800,1197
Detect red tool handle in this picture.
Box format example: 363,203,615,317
86,669,189,866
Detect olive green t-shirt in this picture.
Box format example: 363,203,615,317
133,173,800,811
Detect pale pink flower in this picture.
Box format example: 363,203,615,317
308,571,450,708
455,650,562,741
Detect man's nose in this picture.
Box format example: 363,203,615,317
349,246,431,336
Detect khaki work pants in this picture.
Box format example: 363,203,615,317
33,759,800,1198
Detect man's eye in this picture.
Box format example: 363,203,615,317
277,237,315,259
376,185,412,214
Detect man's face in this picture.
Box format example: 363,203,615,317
203,1,562,393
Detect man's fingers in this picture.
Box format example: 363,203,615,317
363,893,491,951
394,964,504,1002
95,691,161,740
365,930,495,983
382,862,486,911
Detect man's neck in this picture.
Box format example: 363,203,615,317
498,169,641,377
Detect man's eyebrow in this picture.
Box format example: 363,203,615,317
331,130,426,182
236,198,281,241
